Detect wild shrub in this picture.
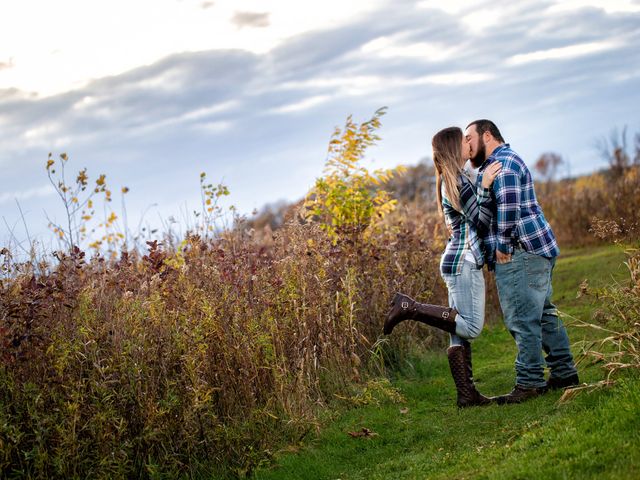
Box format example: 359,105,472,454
303,107,405,245
560,216,640,403
538,166,640,246
0,110,448,477
45,152,125,254
571,237,640,380
0,216,447,477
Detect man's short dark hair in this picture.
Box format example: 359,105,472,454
466,119,505,143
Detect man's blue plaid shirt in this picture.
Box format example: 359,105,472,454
440,173,494,275
476,144,559,266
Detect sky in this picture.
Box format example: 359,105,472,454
1,0,640,250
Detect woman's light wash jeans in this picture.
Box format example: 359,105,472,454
441,259,485,347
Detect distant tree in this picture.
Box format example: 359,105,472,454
385,159,437,204
248,199,293,231
597,126,635,177
534,152,564,183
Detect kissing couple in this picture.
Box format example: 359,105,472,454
384,119,579,407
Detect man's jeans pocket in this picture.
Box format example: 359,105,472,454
495,258,515,272
523,251,551,291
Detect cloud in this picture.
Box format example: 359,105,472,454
417,0,485,15
1,0,639,245
0,49,257,145
507,39,622,65
361,35,460,62
547,0,640,14
0,185,55,206
270,94,332,114
411,72,494,86
1,1,637,151
277,75,384,97
127,100,241,136
192,120,234,134
232,11,270,29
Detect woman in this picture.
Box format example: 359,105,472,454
383,126,501,408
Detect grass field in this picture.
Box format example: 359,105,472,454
252,244,640,480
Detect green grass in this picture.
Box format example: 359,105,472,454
252,244,640,480
553,244,630,319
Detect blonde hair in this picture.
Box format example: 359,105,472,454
433,126,464,216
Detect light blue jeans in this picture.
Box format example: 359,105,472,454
441,260,486,347
495,248,577,387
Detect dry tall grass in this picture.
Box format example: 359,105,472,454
537,166,640,246
0,209,449,477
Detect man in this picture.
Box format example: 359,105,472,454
465,119,579,404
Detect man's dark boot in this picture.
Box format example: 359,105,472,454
461,340,491,406
447,345,492,408
546,373,580,391
383,293,457,335
493,385,544,405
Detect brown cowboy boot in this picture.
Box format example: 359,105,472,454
493,385,544,405
447,345,491,408
383,293,457,335
545,373,580,391
461,340,491,406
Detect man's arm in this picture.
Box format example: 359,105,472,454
493,167,521,259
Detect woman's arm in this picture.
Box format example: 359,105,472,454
476,162,501,235
459,181,492,236
459,163,501,235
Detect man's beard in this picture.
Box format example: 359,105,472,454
470,137,486,168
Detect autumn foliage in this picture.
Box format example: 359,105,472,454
303,107,404,244
537,166,640,246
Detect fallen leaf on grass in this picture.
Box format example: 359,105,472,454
348,427,378,438
399,407,409,414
